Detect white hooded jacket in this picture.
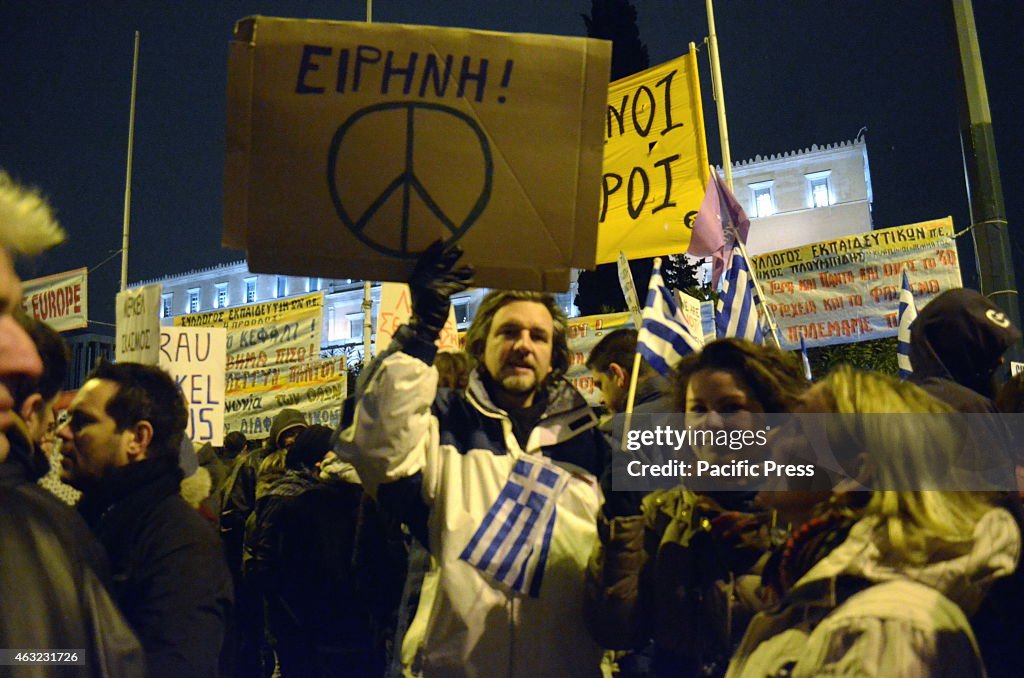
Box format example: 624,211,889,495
335,329,607,678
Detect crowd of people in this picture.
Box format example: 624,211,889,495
2,169,1023,678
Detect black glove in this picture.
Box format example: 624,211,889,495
408,239,473,340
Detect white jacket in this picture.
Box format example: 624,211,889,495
336,334,607,678
726,507,1020,678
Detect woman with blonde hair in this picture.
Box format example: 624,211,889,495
728,367,1020,678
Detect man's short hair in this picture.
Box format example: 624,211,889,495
87,361,188,462
13,310,69,408
585,328,647,376
0,170,65,256
463,290,571,378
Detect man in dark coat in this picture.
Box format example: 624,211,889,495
0,175,145,677
58,361,233,678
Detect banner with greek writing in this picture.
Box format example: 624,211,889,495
565,312,633,404
375,282,458,353
175,293,329,437
117,284,162,365
596,51,710,263
223,356,346,437
750,218,962,350
21,267,88,332
159,327,227,446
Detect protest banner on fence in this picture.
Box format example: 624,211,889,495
159,327,227,446
21,268,88,332
565,312,633,405
175,293,326,436
375,282,459,353
223,356,346,437
750,217,962,350
116,284,162,364
225,17,611,291
596,52,709,263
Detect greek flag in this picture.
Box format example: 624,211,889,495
716,243,764,343
459,456,570,597
637,257,702,377
897,271,917,378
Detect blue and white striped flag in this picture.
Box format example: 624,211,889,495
637,258,702,377
459,456,570,597
716,243,764,343
897,271,918,378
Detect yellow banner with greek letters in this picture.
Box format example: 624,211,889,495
596,51,710,263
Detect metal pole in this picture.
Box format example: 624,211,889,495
705,0,732,190
949,0,1020,337
361,1,374,367
120,31,140,292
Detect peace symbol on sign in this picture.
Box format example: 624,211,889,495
327,102,493,259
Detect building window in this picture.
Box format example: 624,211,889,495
214,282,229,309
347,312,365,339
453,298,470,326
308,277,320,292
187,288,200,314
806,170,833,208
276,276,287,298
245,277,257,303
161,293,173,319
749,181,775,217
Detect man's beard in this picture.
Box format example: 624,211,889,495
498,371,539,395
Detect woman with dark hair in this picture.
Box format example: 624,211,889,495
586,339,808,677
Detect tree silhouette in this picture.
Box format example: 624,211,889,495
575,0,701,315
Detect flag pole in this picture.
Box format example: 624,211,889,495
120,31,140,293
706,0,784,347
361,2,374,366
705,0,733,191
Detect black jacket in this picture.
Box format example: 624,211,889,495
78,457,233,678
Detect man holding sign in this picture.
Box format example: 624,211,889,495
336,242,609,677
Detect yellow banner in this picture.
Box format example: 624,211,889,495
596,52,709,263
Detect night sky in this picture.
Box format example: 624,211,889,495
2,1,1022,326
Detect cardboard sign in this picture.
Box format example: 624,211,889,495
21,267,89,332
597,52,709,263
375,282,459,353
116,284,162,365
159,327,227,446
751,218,962,350
225,17,612,291
616,252,643,330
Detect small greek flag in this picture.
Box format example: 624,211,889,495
716,243,764,343
459,456,570,597
637,258,702,377
897,271,918,378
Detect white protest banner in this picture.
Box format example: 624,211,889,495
564,312,633,405
596,52,710,263
677,292,716,345
223,356,346,437
225,17,611,292
116,284,162,364
1011,362,1024,377
751,217,962,350
21,267,88,332
375,282,458,353
616,252,643,330
176,293,325,432
159,327,227,446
